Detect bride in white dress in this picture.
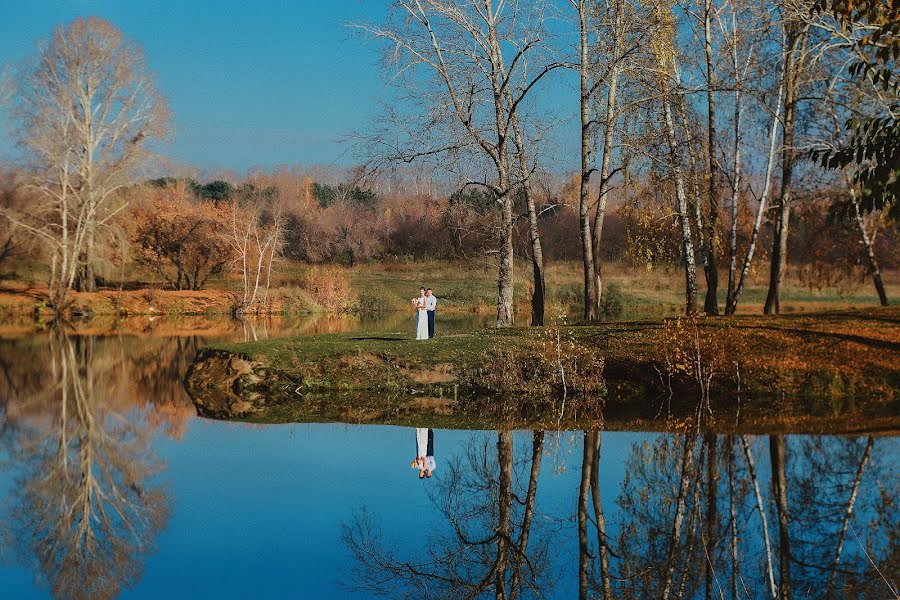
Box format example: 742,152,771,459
413,288,428,340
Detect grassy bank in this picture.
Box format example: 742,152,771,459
2,259,895,323
184,307,900,433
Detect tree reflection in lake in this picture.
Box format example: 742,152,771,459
0,328,170,600
346,429,898,599
344,429,550,599
609,433,897,599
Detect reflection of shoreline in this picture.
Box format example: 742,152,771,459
0,313,493,438
0,313,351,339
0,310,496,339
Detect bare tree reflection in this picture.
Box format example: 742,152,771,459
611,433,898,599
3,328,170,600
343,430,550,599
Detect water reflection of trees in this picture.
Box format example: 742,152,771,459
1,331,199,439
345,429,898,599
344,430,551,599
608,433,897,599
1,328,170,600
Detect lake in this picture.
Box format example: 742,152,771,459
0,315,896,599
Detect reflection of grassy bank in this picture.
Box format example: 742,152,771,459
185,307,899,433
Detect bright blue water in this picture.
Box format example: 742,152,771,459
0,320,896,599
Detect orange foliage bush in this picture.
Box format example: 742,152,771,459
129,183,232,290
299,265,353,310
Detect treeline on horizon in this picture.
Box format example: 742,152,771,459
0,2,896,322
1,164,895,294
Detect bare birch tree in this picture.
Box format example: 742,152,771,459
1,17,169,312
764,3,811,315
723,3,786,315
574,0,600,320
357,0,559,327
229,194,283,316
569,0,641,320
650,3,700,315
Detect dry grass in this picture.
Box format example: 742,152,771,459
1,259,896,322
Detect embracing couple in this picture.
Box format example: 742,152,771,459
412,287,437,340
411,427,435,479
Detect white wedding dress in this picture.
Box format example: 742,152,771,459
415,300,429,340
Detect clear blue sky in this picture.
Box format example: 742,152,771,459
0,0,391,173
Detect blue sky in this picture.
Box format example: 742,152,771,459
0,0,391,173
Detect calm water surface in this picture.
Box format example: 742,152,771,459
0,314,896,599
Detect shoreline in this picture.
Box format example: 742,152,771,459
184,307,900,434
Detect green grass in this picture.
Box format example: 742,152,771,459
186,307,900,433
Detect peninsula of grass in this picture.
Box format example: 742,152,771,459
184,307,900,434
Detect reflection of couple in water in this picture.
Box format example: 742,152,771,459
411,428,436,479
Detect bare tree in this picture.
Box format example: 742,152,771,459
357,0,559,327
228,192,283,316
650,3,700,315
701,0,722,315
574,0,600,320
764,3,811,315
570,0,641,320
1,17,169,312
724,2,785,316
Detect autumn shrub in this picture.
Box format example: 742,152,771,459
654,317,734,415
299,265,353,311
536,325,606,399
461,328,605,417
272,287,317,314
130,183,231,290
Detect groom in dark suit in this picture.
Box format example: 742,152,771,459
425,288,437,338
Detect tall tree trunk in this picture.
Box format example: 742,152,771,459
84,225,96,292
764,22,807,315
75,225,97,293
483,1,515,328
825,436,874,598
703,0,720,314
589,430,612,600
578,430,595,600
497,195,515,327
577,0,597,321
769,435,791,600
661,81,699,315
679,96,711,312
725,7,744,316
727,56,784,315
509,103,546,326
591,0,624,315
74,227,97,293
852,193,889,306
